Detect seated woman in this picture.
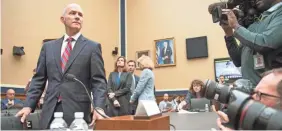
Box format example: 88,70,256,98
130,55,155,104
183,79,212,111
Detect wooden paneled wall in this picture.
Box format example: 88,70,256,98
1,93,185,105
1,93,26,100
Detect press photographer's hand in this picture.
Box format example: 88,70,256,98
220,23,233,37
217,111,233,131
222,9,240,29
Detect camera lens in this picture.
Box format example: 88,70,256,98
204,80,232,104
240,100,282,130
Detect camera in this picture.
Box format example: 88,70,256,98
203,79,282,130
210,0,260,28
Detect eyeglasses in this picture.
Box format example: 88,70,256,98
253,91,281,101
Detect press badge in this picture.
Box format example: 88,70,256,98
253,53,265,69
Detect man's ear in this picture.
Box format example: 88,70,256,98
60,17,65,23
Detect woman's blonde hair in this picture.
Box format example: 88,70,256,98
137,55,154,70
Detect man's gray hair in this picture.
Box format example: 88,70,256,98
62,3,82,16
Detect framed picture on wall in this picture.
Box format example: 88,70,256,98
154,37,176,67
136,50,151,69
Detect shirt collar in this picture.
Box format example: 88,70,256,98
63,32,81,42
267,2,282,13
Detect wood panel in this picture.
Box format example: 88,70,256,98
1,93,188,107
95,115,170,130
1,93,26,100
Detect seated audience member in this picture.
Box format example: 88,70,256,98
217,68,282,130
39,81,48,108
24,68,36,94
159,93,173,112
184,79,211,110
130,55,156,103
1,89,23,110
25,68,48,109
177,96,186,111
171,95,180,111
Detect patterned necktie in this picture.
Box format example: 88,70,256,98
58,37,73,102
61,37,73,72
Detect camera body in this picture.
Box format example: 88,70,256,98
203,79,282,130
211,0,260,28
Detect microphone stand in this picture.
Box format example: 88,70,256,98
72,77,110,119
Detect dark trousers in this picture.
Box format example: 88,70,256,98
131,102,138,115
47,102,63,129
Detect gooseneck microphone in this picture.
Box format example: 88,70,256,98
65,74,110,118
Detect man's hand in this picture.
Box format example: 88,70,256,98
108,93,115,99
217,111,233,131
113,100,120,107
15,107,32,123
129,100,134,104
89,108,105,126
222,9,240,29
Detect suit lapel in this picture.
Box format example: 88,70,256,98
53,37,64,76
63,35,87,74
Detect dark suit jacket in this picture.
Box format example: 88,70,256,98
107,72,132,117
24,35,107,129
161,46,172,64
131,75,139,113
1,98,23,110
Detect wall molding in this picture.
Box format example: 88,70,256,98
1,84,188,96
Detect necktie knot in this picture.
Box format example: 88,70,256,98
67,37,74,42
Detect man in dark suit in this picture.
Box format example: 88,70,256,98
1,89,23,110
127,60,140,115
161,41,172,64
16,3,107,129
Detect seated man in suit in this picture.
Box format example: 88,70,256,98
1,89,23,110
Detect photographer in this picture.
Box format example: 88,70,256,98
217,68,282,130
222,0,282,86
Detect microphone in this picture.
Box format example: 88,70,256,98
65,74,110,118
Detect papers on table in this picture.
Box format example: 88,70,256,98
178,110,199,114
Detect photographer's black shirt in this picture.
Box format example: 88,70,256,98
225,2,282,86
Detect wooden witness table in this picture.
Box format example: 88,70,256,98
95,114,170,130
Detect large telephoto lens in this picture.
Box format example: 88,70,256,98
203,79,282,130
239,100,282,130
203,79,254,104
204,79,232,104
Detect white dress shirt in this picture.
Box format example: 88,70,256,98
61,32,81,56
131,74,136,94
